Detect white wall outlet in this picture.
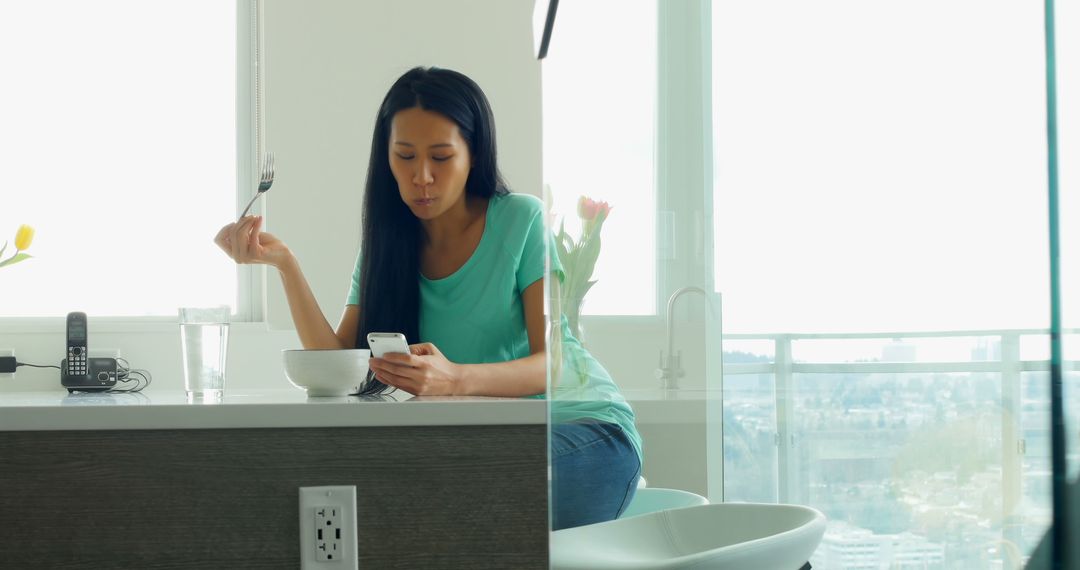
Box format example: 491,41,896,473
299,485,358,569
315,505,343,561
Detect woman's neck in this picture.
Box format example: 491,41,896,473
421,194,486,246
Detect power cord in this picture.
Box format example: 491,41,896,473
13,362,60,370
111,357,153,393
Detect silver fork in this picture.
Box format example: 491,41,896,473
239,151,275,219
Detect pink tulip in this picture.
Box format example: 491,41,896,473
577,196,612,221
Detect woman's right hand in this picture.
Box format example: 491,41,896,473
214,215,293,269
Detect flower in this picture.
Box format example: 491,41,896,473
555,196,612,340
577,196,611,221
576,196,611,237
15,225,34,251
0,224,35,269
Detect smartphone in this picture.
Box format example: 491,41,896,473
367,332,410,358
65,312,89,379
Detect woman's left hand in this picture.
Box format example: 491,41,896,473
368,342,463,396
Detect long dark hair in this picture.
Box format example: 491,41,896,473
355,66,509,394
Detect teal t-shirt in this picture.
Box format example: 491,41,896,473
347,193,642,461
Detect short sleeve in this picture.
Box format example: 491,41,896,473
345,251,362,305
516,203,564,292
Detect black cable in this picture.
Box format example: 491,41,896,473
111,357,151,393
16,362,60,370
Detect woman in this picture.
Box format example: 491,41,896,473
215,66,640,529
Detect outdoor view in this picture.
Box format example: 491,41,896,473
722,335,1079,568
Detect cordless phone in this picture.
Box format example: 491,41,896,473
61,311,117,392
65,312,88,379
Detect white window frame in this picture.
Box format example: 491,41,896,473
569,0,714,323
656,0,714,304
657,0,725,505
236,0,265,324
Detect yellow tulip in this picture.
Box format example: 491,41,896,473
15,224,34,251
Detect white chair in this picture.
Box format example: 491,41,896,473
552,502,826,570
619,487,709,519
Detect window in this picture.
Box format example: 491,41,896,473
541,0,657,316
712,1,1072,567
712,0,1049,335
0,1,243,318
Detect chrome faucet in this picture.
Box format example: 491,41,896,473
655,286,711,390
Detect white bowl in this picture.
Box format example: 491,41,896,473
282,348,371,397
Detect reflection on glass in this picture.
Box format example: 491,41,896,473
543,1,653,535
547,273,644,530
542,0,657,317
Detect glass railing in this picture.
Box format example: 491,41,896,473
722,329,1080,569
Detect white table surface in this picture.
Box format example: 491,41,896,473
0,389,547,431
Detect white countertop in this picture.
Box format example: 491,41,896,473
0,389,547,431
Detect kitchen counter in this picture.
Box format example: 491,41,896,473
0,388,549,568
0,389,547,431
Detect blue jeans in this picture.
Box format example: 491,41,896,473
551,421,641,530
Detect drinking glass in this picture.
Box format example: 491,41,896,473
178,306,230,402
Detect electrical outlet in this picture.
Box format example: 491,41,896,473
315,505,343,561
299,486,358,569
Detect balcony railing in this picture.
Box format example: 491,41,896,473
720,328,1079,570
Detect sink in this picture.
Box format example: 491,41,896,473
552,502,825,569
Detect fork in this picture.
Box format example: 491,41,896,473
239,151,275,219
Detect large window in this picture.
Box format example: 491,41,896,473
712,1,1076,567
712,0,1049,335
541,0,657,316
0,1,240,317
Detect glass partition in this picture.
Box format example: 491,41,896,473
541,0,724,543
543,0,1075,568
1051,0,1079,567
1055,0,1080,486
711,2,1065,566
